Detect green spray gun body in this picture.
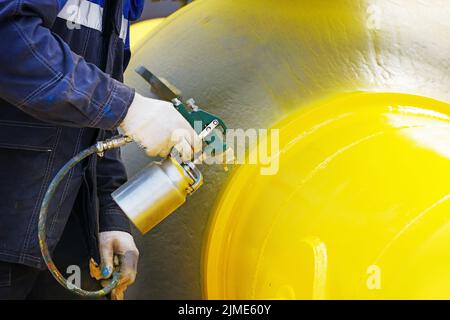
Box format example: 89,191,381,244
135,66,228,155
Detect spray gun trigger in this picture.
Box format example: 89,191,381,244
198,119,220,140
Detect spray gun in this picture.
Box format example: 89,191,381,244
112,66,230,234
38,66,230,297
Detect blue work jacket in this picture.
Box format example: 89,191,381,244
0,0,145,269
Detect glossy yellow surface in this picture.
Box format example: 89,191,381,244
204,93,450,299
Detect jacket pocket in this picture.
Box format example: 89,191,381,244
0,121,58,254
0,121,56,152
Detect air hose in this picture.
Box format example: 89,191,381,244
38,135,132,297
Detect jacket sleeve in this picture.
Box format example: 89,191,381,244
0,0,134,130
96,130,131,233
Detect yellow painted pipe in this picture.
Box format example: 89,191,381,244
124,0,450,299
130,18,165,52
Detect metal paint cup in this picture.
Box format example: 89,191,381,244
112,157,203,234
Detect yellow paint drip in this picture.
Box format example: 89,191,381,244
203,92,450,299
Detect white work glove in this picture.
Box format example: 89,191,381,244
98,231,139,300
120,92,202,161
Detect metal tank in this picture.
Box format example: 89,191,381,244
123,0,450,299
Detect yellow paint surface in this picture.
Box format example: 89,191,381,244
130,18,165,52
204,93,450,299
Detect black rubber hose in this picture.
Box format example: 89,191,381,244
38,145,120,297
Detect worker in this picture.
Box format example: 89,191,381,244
0,0,199,299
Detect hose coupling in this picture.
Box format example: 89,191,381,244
96,135,133,157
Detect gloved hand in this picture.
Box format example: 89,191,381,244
98,231,139,300
120,92,202,161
